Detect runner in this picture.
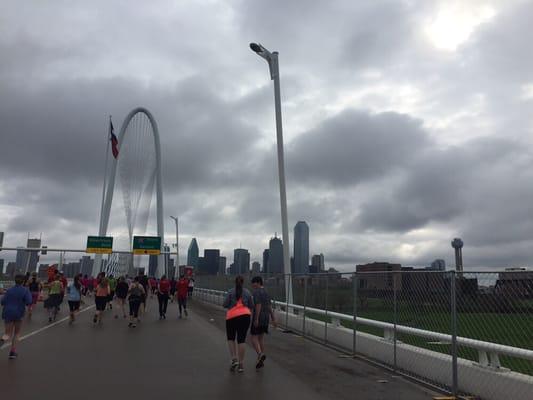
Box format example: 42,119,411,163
93,276,110,325
128,277,145,328
27,272,42,317
0,275,32,359
107,274,117,310
187,277,195,298
58,271,68,309
157,275,170,320
45,274,64,323
67,274,83,324
223,275,254,373
250,276,277,369
138,272,149,315
114,276,129,319
169,277,177,303
176,274,189,319
149,276,157,298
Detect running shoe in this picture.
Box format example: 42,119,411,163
48,317,52,323
131,323,137,328
230,359,238,372
8,351,17,360
256,353,267,369
93,315,97,324
237,363,244,373
184,309,188,317
128,322,133,327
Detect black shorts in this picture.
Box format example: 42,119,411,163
250,324,269,336
226,315,251,344
68,301,81,312
95,296,107,311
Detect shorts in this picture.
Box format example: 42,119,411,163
2,310,23,323
68,301,81,312
250,324,269,336
45,294,62,309
116,292,127,300
31,291,39,305
129,298,141,318
95,296,107,311
226,315,251,344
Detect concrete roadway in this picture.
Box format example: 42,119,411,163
0,295,439,400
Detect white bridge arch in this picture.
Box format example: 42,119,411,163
93,107,165,277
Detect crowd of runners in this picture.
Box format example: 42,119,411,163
0,269,194,359
1,271,277,373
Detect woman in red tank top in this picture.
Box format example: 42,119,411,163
222,276,254,373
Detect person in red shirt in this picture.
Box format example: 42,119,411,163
157,275,170,320
175,275,189,319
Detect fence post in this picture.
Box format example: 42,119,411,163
325,274,329,344
303,275,308,337
450,270,458,396
393,271,398,372
353,272,358,356
285,274,290,330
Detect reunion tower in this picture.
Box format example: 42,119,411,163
451,238,464,272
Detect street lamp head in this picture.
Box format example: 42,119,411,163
250,42,263,53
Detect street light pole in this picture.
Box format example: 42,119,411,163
170,216,179,278
250,42,293,305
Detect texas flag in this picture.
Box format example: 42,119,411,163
110,120,119,159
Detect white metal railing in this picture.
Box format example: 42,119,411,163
195,287,533,369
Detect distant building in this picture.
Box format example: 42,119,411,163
495,268,533,298
268,236,284,274
293,221,309,274
428,259,446,271
232,248,250,275
198,257,206,274
187,238,200,268
262,249,269,273
203,249,220,275
16,238,41,273
252,261,261,274
38,264,48,279
80,256,94,276
6,262,17,278
0,259,4,275
356,262,402,291
219,256,227,275
148,255,158,277
311,253,325,271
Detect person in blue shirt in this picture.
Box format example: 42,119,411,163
67,274,83,324
1,274,32,359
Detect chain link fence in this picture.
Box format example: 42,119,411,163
195,270,533,400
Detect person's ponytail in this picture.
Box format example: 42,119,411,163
235,275,244,300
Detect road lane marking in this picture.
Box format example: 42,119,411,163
0,305,95,350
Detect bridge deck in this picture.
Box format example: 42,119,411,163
1,296,438,399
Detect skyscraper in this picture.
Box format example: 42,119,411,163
233,248,250,275
187,238,199,268
204,249,220,275
262,249,269,273
219,256,227,275
311,253,325,271
294,221,309,274
268,236,284,274
252,261,261,274
16,238,41,273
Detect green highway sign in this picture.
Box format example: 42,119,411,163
133,236,161,255
86,236,113,254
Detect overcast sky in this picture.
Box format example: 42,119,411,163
1,0,533,271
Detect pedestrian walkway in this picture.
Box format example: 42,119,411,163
1,297,438,399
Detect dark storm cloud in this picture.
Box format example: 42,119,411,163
286,109,428,186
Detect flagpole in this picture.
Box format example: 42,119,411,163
99,116,112,235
